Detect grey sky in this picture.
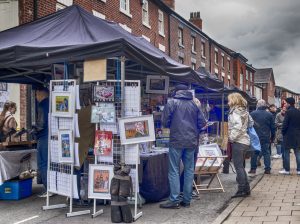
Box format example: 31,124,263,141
176,0,300,93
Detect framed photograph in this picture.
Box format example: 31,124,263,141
52,91,74,117
196,143,222,168
58,130,74,163
88,164,113,199
52,64,65,80
94,130,113,156
91,103,116,124
118,115,155,145
146,75,169,94
93,85,115,102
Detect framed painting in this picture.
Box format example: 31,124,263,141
52,91,74,117
196,143,223,168
146,75,169,94
94,130,113,157
90,103,116,124
88,164,113,199
58,130,74,163
93,85,115,102
118,115,155,145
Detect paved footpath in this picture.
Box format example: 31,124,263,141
223,157,300,224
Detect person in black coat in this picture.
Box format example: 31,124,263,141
249,99,275,174
280,97,300,175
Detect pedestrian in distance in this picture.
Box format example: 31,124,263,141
248,99,275,175
273,106,286,159
160,84,206,209
280,97,300,175
228,93,252,198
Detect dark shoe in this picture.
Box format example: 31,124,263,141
257,159,261,167
248,169,256,174
231,191,250,199
159,201,180,209
180,201,190,208
264,170,271,174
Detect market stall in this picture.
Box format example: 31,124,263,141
0,4,235,221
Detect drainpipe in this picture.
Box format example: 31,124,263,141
209,40,212,73
33,0,38,20
168,14,171,56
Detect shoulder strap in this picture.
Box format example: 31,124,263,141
0,115,11,129
3,114,13,126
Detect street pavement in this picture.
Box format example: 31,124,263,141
0,158,266,224
223,155,300,224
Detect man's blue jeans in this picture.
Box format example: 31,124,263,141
168,148,195,204
251,143,271,171
37,135,48,190
283,148,300,172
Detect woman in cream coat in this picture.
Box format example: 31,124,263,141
228,93,253,198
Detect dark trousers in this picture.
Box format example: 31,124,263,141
37,135,48,190
232,143,250,192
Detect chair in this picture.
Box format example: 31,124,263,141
193,155,227,194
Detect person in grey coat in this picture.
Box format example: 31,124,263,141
160,84,206,209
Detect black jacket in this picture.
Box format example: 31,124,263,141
162,90,206,149
36,97,49,138
250,107,275,144
282,106,300,149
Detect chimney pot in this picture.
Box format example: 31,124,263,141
189,11,202,30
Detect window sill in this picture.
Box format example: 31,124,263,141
201,55,206,59
101,0,106,2
215,62,219,66
142,22,151,29
178,43,185,48
159,32,165,38
120,9,132,18
191,50,197,55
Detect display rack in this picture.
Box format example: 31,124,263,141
90,80,142,221
43,80,90,217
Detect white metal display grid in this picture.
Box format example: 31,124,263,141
91,80,142,220
43,80,90,217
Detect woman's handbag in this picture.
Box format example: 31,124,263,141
247,126,261,152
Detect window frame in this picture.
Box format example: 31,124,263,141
120,0,132,18
158,10,165,37
221,55,225,68
142,0,150,28
240,73,244,90
214,51,219,64
191,36,196,53
201,41,206,58
178,27,184,47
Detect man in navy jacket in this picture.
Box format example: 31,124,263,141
160,85,206,209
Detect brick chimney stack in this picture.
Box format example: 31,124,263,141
189,11,202,30
162,0,175,10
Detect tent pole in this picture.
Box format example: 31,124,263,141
222,88,225,137
121,56,125,117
